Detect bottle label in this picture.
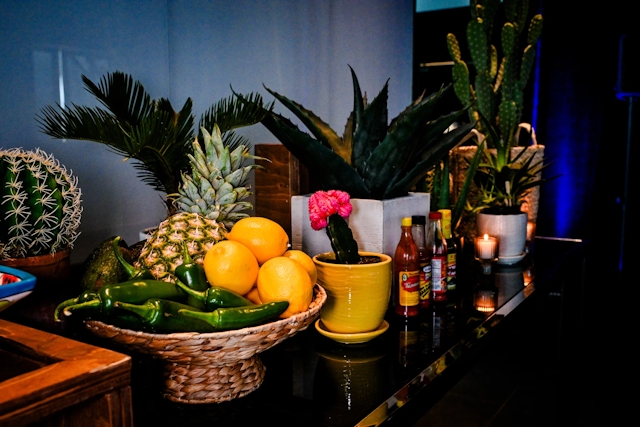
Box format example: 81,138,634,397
398,270,420,306
419,262,431,302
446,253,456,290
431,257,447,292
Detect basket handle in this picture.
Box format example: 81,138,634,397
516,123,537,146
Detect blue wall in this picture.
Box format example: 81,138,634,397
0,0,413,263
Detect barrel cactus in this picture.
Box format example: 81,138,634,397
0,147,82,259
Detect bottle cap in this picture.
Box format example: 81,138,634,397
411,215,426,225
428,211,441,220
402,217,412,227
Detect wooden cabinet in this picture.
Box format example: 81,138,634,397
0,319,132,427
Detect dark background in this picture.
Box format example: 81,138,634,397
413,1,637,282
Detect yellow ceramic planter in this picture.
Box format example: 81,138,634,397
313,252,392,334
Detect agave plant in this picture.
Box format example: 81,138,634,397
36,71,271,217
248,66,476,200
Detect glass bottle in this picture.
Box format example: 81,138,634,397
394,217,420,317
411,215,431,310
428,211,447,302
438,208,457,291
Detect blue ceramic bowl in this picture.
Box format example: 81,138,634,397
0,265,37,312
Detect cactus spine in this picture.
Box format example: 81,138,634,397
0,147,82,259
447,0,542,168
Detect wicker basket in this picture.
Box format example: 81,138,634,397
85,284,327,404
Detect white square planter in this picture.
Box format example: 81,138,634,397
291,192,430,258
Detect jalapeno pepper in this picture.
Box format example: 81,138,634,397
174,279,253,311
113,236,154,280
62,279,187,319
114,298,216,333
54,290,97,322
175,242,208,291
174,242,208,310
178,301,289,331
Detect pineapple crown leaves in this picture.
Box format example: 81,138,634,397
171,125,267,227
251,66,475,200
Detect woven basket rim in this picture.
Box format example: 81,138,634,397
85,283,327,339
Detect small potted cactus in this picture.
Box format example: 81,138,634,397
0,147,82,282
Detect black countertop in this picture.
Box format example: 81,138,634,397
1,236,588,427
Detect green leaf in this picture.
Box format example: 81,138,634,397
259,113,370,198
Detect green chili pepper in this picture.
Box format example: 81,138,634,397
174,242,208,310
174,278,253,311
175,242,208,291
54,290,98,322
178,301,289,331
114,298,216,333
62,279,187,319
113,236,154,280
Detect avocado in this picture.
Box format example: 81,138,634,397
80,236,132,292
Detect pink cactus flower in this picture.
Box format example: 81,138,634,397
308,190,353,230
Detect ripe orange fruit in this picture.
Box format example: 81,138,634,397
203,240,259,295
282,250,317,284
226,217,289,265
244,286,263,305
257,256,313,318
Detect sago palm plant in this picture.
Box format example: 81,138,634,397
36,71,272,218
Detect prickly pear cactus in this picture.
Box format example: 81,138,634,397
446,0,542,157
0,147,82,259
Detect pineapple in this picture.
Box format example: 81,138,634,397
135,212,226,281
173,125,267,229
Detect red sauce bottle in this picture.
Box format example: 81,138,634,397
428,211,447,302
411,215,431,310
394,217,420,317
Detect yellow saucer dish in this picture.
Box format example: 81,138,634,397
315,319,389,344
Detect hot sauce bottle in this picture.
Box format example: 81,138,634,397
438,208,457,291
411,215,431,310
428,211,447,302
394,217,420,317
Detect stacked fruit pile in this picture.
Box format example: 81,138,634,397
55,215,317,333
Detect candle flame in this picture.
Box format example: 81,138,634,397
483,234,489,241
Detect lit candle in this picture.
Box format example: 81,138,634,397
475,234,498,261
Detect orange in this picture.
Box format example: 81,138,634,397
282,250,317,284
226,217,289,265
257,256,313,318
203,240,259,295
244,286,263,305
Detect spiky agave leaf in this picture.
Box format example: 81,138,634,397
251,67,474,200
